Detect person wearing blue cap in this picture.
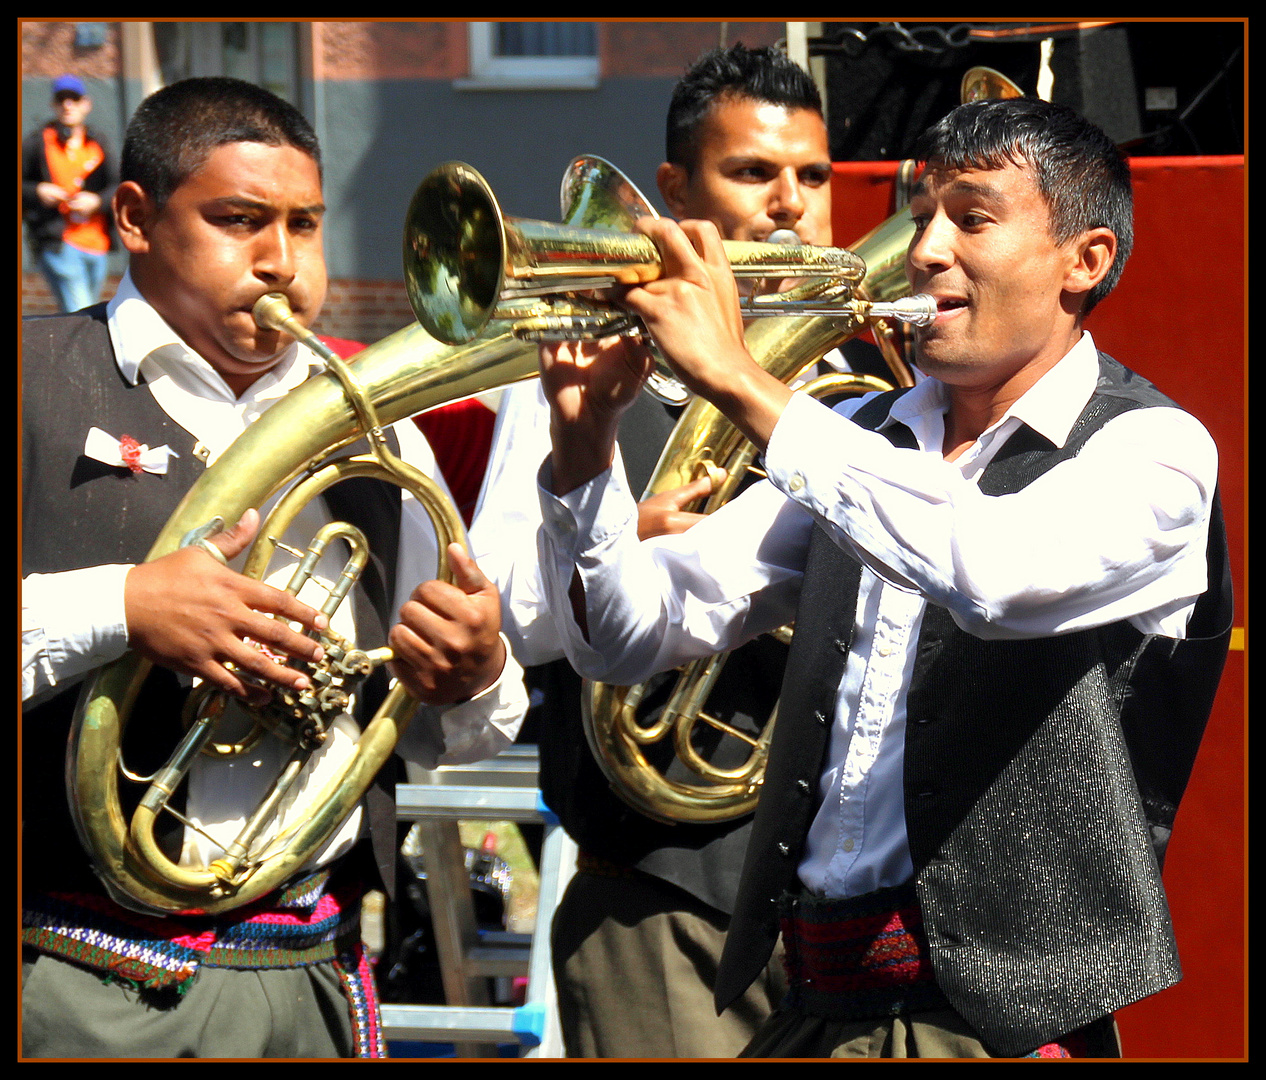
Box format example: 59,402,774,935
23,74,116,313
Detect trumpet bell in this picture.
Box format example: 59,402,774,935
405,161,871,349
405,162,508,348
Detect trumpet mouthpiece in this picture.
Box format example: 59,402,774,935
870,294,937,327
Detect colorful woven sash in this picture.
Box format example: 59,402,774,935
779,883,949,1021
22,867,385,1058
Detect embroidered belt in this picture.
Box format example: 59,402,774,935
778,884,1113,1058
22,867,385,1058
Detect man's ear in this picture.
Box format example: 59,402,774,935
1064,226,1117,302
656,161,690,219
112,181,156,256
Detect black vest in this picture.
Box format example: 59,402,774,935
22,306,406,901
714,353,1233,1055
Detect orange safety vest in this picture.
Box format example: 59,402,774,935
42,126,110,254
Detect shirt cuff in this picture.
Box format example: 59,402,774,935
431,634,528,765
764,390,865,509
22,564,133,702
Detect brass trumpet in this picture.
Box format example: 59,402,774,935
396,159,936,827
405,160,935,350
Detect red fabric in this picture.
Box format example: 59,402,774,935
315,334,496,525
413,399,497,527
316,335,365,360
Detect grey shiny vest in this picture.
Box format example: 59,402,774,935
714,353,1232,1055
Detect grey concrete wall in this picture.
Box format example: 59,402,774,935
317,76,677,281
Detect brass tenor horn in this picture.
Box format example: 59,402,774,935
580,67,1026,824
66,156,667,916
68,306,540,915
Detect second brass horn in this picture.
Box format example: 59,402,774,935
580,216,918,824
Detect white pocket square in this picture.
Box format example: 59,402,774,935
83,426,179,475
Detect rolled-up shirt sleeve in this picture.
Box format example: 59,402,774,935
763,389,1217,640
396,638,528,770
389,415,530,766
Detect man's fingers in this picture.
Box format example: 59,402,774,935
236,575,329,636
667,473,719,508
636,217,702,282
207,508,261,562
446,543,492,596
218,636,314,693
238,606,326,665
679,218,727,267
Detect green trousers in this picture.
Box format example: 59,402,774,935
22,948,354,1059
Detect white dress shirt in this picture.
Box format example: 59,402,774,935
22,272,527,871
469,379,564,666
534,332,1218,898
467,347,907,667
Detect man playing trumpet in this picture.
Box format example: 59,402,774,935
534,96,1229,1057
471,43,890,1057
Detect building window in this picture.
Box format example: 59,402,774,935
458,22,599,90
152,22,300,106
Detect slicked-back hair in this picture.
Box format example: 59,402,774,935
915,97,1133,315
666,43,823,172
120,76,321,210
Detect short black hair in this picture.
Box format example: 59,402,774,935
666,43,822,171
915,97,1133,315
120,76,321,210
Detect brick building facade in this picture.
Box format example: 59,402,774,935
21,20,784,343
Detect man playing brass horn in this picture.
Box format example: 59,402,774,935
21,77,527,1058
471,44,891,1058
533,96,1230,1057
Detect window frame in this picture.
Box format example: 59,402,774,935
456,22,599,91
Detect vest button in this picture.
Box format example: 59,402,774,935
814,709,828,725
796,778,811,794
777,842,791,856
834,638,849,654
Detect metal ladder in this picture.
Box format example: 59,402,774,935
381,745,576,1058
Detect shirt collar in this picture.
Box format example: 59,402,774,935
883,331,1100,451
106,269,314,400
